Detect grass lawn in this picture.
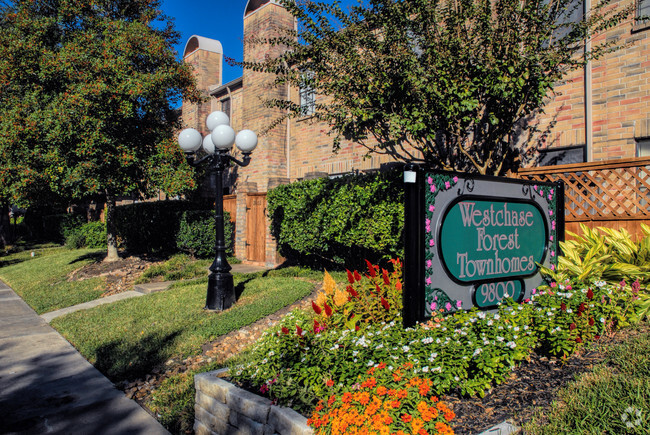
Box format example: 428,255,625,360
51,274,315,382
524,322,650,434
0,246,105,314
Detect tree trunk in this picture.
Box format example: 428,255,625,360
105,193,119,262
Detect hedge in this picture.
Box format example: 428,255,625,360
267,170,404,268
114,201,233,256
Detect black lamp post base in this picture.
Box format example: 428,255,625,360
205,272,235,311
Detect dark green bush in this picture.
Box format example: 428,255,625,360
65,221,107,249
176,211,234,258
267,170,404,268
114,201,213,255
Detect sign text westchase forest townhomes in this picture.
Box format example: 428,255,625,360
403,165,564,327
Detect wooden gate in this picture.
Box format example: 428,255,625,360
246,193,267,263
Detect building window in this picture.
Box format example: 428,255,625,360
299,71,315,117
637,138,650,157
538,144,586,166
221,98,231,119
639,0,650,20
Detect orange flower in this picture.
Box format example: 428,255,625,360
377,362,387,369
376,386,388,396
444,410,456,422
396,389,408,399
411,417,425,433
390,400,401,408
326,379,334,387
342,392,352,403
401,414,413,423
328,395,336,406
362,377,377,389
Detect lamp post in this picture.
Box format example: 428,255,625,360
178,111,258,310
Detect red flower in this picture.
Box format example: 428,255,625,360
365,260,376,277
326,379,334,387
396,281,402,291
311,301,322,315
382,268,390,285
354,270,362,282
561,302,567,311
589,317,595,326
296,325,304,336
281,326,289,334
324,302,333,317
346,269,354,284
347,286,359,298
587,288,594,300
576,337,583,343
569,323,576,330
381,297,390,311
578,302,586,313
401,414,412,423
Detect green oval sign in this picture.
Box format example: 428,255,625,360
439,199,547,283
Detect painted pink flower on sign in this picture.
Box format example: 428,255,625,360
426,277,432,285
426,259,432,269
429,205,435,212
444,181,450,189
453,176,458,183
430,185,436,193
429,239,435,246
456,300,462,309
445,302,452,311
428,176,433,185
431,302,437,311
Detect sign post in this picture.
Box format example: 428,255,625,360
403,167,564,327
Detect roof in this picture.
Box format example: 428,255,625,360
183,35,223,58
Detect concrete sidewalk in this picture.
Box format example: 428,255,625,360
0,280,169,435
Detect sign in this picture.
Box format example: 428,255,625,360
402,166,564,326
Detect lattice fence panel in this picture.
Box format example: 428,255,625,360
517,158,650,222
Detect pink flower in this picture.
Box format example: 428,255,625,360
429,205,435,212
550,282,557,288
453,176,458,183
431,302,437,311
532,288,537,294
428,176,433,185
445,181,450,189
550,235,554,241
549,210,553,216
426,277,432,285
552,220,556,230
551,264,555,271
548,194,552,200
456,300,462,309
534,185,538,190
445,302,452,311
426,260,432,269
431,185,436,193
429,239,435,246
550,189,554,195
551,251,555,257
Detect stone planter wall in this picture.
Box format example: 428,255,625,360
194,370,314,435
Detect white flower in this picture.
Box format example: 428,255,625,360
422,366,430,372
422,337,434,344
402,345,410,352
367,360,375,366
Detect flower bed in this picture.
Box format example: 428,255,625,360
227,226,649,434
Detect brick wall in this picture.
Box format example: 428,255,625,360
534,0,650,161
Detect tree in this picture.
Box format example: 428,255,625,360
240,0,633,175
0,0,202,260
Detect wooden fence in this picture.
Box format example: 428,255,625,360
517,157,650,239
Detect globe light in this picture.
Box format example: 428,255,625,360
235,129,258,153
202,134,216,154
211,124,236,150
178,128,202,153
206,111,230,131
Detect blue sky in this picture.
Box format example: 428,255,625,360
160,0,359,85
161,0,250,85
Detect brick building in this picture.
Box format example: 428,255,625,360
182,0,650,265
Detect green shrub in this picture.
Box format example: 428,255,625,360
267,170,404,268
114,201,213,255
176,211,234,258
65,221,106,249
